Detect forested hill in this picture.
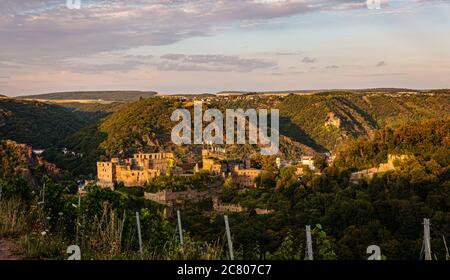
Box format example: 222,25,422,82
277,91,450,151
2,90,446,176
0,98,92,148
18,91,157,102
333,117,450,170
53,91,450,175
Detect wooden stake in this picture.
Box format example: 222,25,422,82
306,225,314,260
136,211,143,256
423,218,432,260
177,210,184,245
224,215,234,260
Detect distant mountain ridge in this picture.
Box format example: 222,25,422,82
216,88,424,96
18,91,157,102
17,88,428,101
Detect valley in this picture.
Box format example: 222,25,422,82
0,89,449,260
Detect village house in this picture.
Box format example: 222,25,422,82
97,152,177,188
300,155,316,171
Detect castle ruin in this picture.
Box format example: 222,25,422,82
97,152,175,188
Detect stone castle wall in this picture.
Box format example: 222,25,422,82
350,154,410,183
212,197,244,213
212,197,273,215
144,187,219,205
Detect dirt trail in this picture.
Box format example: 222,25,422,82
0,239,23,260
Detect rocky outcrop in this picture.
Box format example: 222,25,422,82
0,140,60,185
325,112,341,128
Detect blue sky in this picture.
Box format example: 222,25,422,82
0,0,449,95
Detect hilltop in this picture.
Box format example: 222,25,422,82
18,90,157,102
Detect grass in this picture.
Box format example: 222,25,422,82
1,197,225,260
0,198,28,237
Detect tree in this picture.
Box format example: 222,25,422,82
255,171,276,189
313,154,328,172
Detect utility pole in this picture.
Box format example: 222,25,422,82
177,210,184,245
306,225,314,260
423,218,432,260
224,215,234,260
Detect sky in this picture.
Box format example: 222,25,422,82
1,0,450,96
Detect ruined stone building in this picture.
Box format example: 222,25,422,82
325,112,341,128
231,165,263,188
200,147,263,188
97,152,175,188
201,147,227,174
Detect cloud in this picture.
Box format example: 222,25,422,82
0,0,383,67
161,54,188,61
0,0,447,94
376,61,387,67
302,56,317,63
65,60,149,74
275,52,302,56
157,54,277,72
365,72,407,77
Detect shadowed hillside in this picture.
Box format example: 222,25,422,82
277,91,450,150
0,99,92,148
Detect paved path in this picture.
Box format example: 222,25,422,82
0,239,23,260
